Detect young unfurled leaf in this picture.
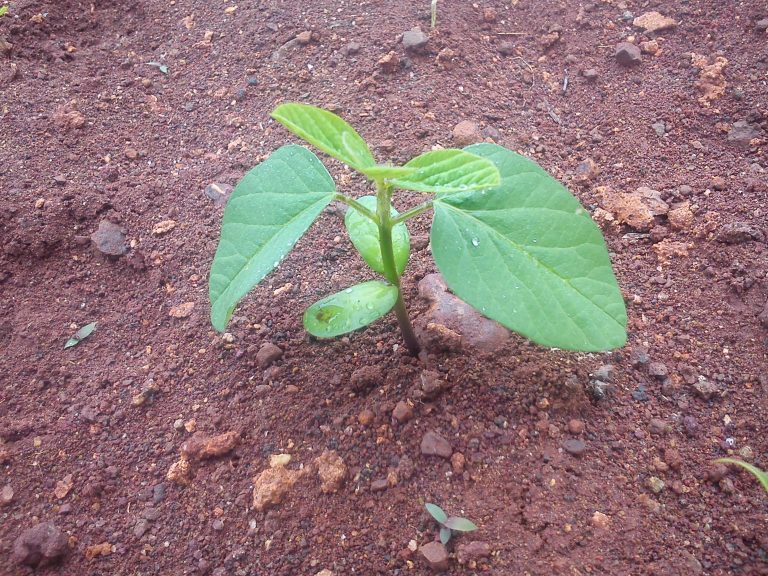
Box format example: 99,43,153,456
439,527,452,545
209,144,335,331
431,143,627,352
146,61,168,74
303,281,398,337
388,149,500,194
425,503,448,524
345,196,410,276
64,322,96,349
716,458,768,494
358,165,417,180
272,103,376,171
443,516,478,532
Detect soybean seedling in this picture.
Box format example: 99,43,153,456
209,103,627,355
425,503,477,545
715,458,768,494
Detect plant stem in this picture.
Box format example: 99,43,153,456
333,193,378,223
375,180,421,356
392,199,434,225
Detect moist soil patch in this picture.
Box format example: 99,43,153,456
1,1,767,574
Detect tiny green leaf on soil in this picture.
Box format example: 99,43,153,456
388,149,501,194
443,516,478,532
425,503,448,524
439,526,452,545
0,6,8,16
64,322,96,349
303,281,398,337
209,144,336,331
716,458,768,494
146,61,168,74
345,195,410,276
272,102,376,171
431,143,627,352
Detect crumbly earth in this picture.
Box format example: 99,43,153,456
1,1,767,575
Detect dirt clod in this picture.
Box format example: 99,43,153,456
252,466,302,512
12,523,68,567
420,431,452,459
315,449,347,494
420,541,450,571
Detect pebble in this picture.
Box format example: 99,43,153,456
370,478,388,492
452,120,484,147
402,27,429,52
256,343,283,369
1,484,13,506
456,540,491,565
692,378,719,400
378,51,400,74
252,466,302,512
392,401,413,424
358,409,374,426
757,18,768,32
133,519,150,537
648,418,669,436
419,370,450,400
630,346,650,366
91,220,127,257
591,511,610,529
315,449,347,494
12,523,68,567
296,31,313,45
451,452,466,474
498,41,515,56
204,182,233,206
350,365,382,392
562,438,586,456
633,11,677,33
420,431,452,459
212,519,224,531
727,120,760,147
682,415,699,437
664,448,682,471
567,419,585,435
632,386,649,401
647,476,665,494
652,121,666,137
419,541,449,571
345,42,360,56
738,446,754,460
582,68,599,81
151,219,177,236
615,42,642,66
593,364,615,382
397,455,415,480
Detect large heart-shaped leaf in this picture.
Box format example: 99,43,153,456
388,149,500,194
209,144,335,331
303,281,398,337
345,196,410,276
431,143,627,351
272,103,376,171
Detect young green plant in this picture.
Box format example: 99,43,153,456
425,503,477,545
209,103,627,356
715,458,768,494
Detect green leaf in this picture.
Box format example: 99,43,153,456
272,103,376,171
146,61,168,74
0,6,8,16
716,458,768,494
425,503,448,524
345,196,410,276
431,143,627,352
444,517,478,532
209,144,335,331
303,281,398,337
358,165,417,180
388,149,500,194
64,322,96,349
439,527,452,545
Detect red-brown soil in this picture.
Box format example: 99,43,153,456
1,1,767,575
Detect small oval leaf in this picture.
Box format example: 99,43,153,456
64,322,97,349
443,517,478,532
303,281,398,337
425,503,448,524
345,196,410,276
439,527,452,545
388,149,500,194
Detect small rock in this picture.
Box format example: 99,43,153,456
420,431,452,459
419,370,450,400
630,346,650,366
738,446,754,461
204,182,233,206
632,386,649,401
647,476,665,493
370,478,388,492
91,220,127,257
498,41,515,56
615,42,642,66
682,415,699,437
181,431,240,461
648,362,668,379
12,523,68,567
350,365,382,392
648,418,670,436
124,147,139,160
640,40,660,55
633,11,677,33
664,449,683,471
169,302,195,318
727,120,760,147
668,202,694,230
252,466,302,511
692,377,719,400
397,455,415,480
419,541,449,572
152,219,177,236
315,450,346,494
402,27,429,52
345,42,360,56
269,453,291,468
717,222,765,244
589,380,612,400
482,7,497,23
651,121,666,137
757,18,768,32
315,570,335,576
84,542,112,560
719,477,735,494
573,158,600,183
582,68,599,81
296,31,313,45
54,474,74,500
451,452,466,474
166,457,192,485
133,519,150,537
256,343,283,369
378,51,400,74
456,540,491,565
212,519,224,531
567,419,585,435
563,438,586,456
1,484,13,506
591,511,610,529
452,120,483,147
593,364,615,382
392,401,414,424
358,409,375,426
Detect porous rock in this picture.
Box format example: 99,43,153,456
420,431,452,459
91,220,127,257
12,523,68,567
252,466,303,511
315,449,347,494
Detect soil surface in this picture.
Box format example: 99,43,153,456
1,0,767,575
